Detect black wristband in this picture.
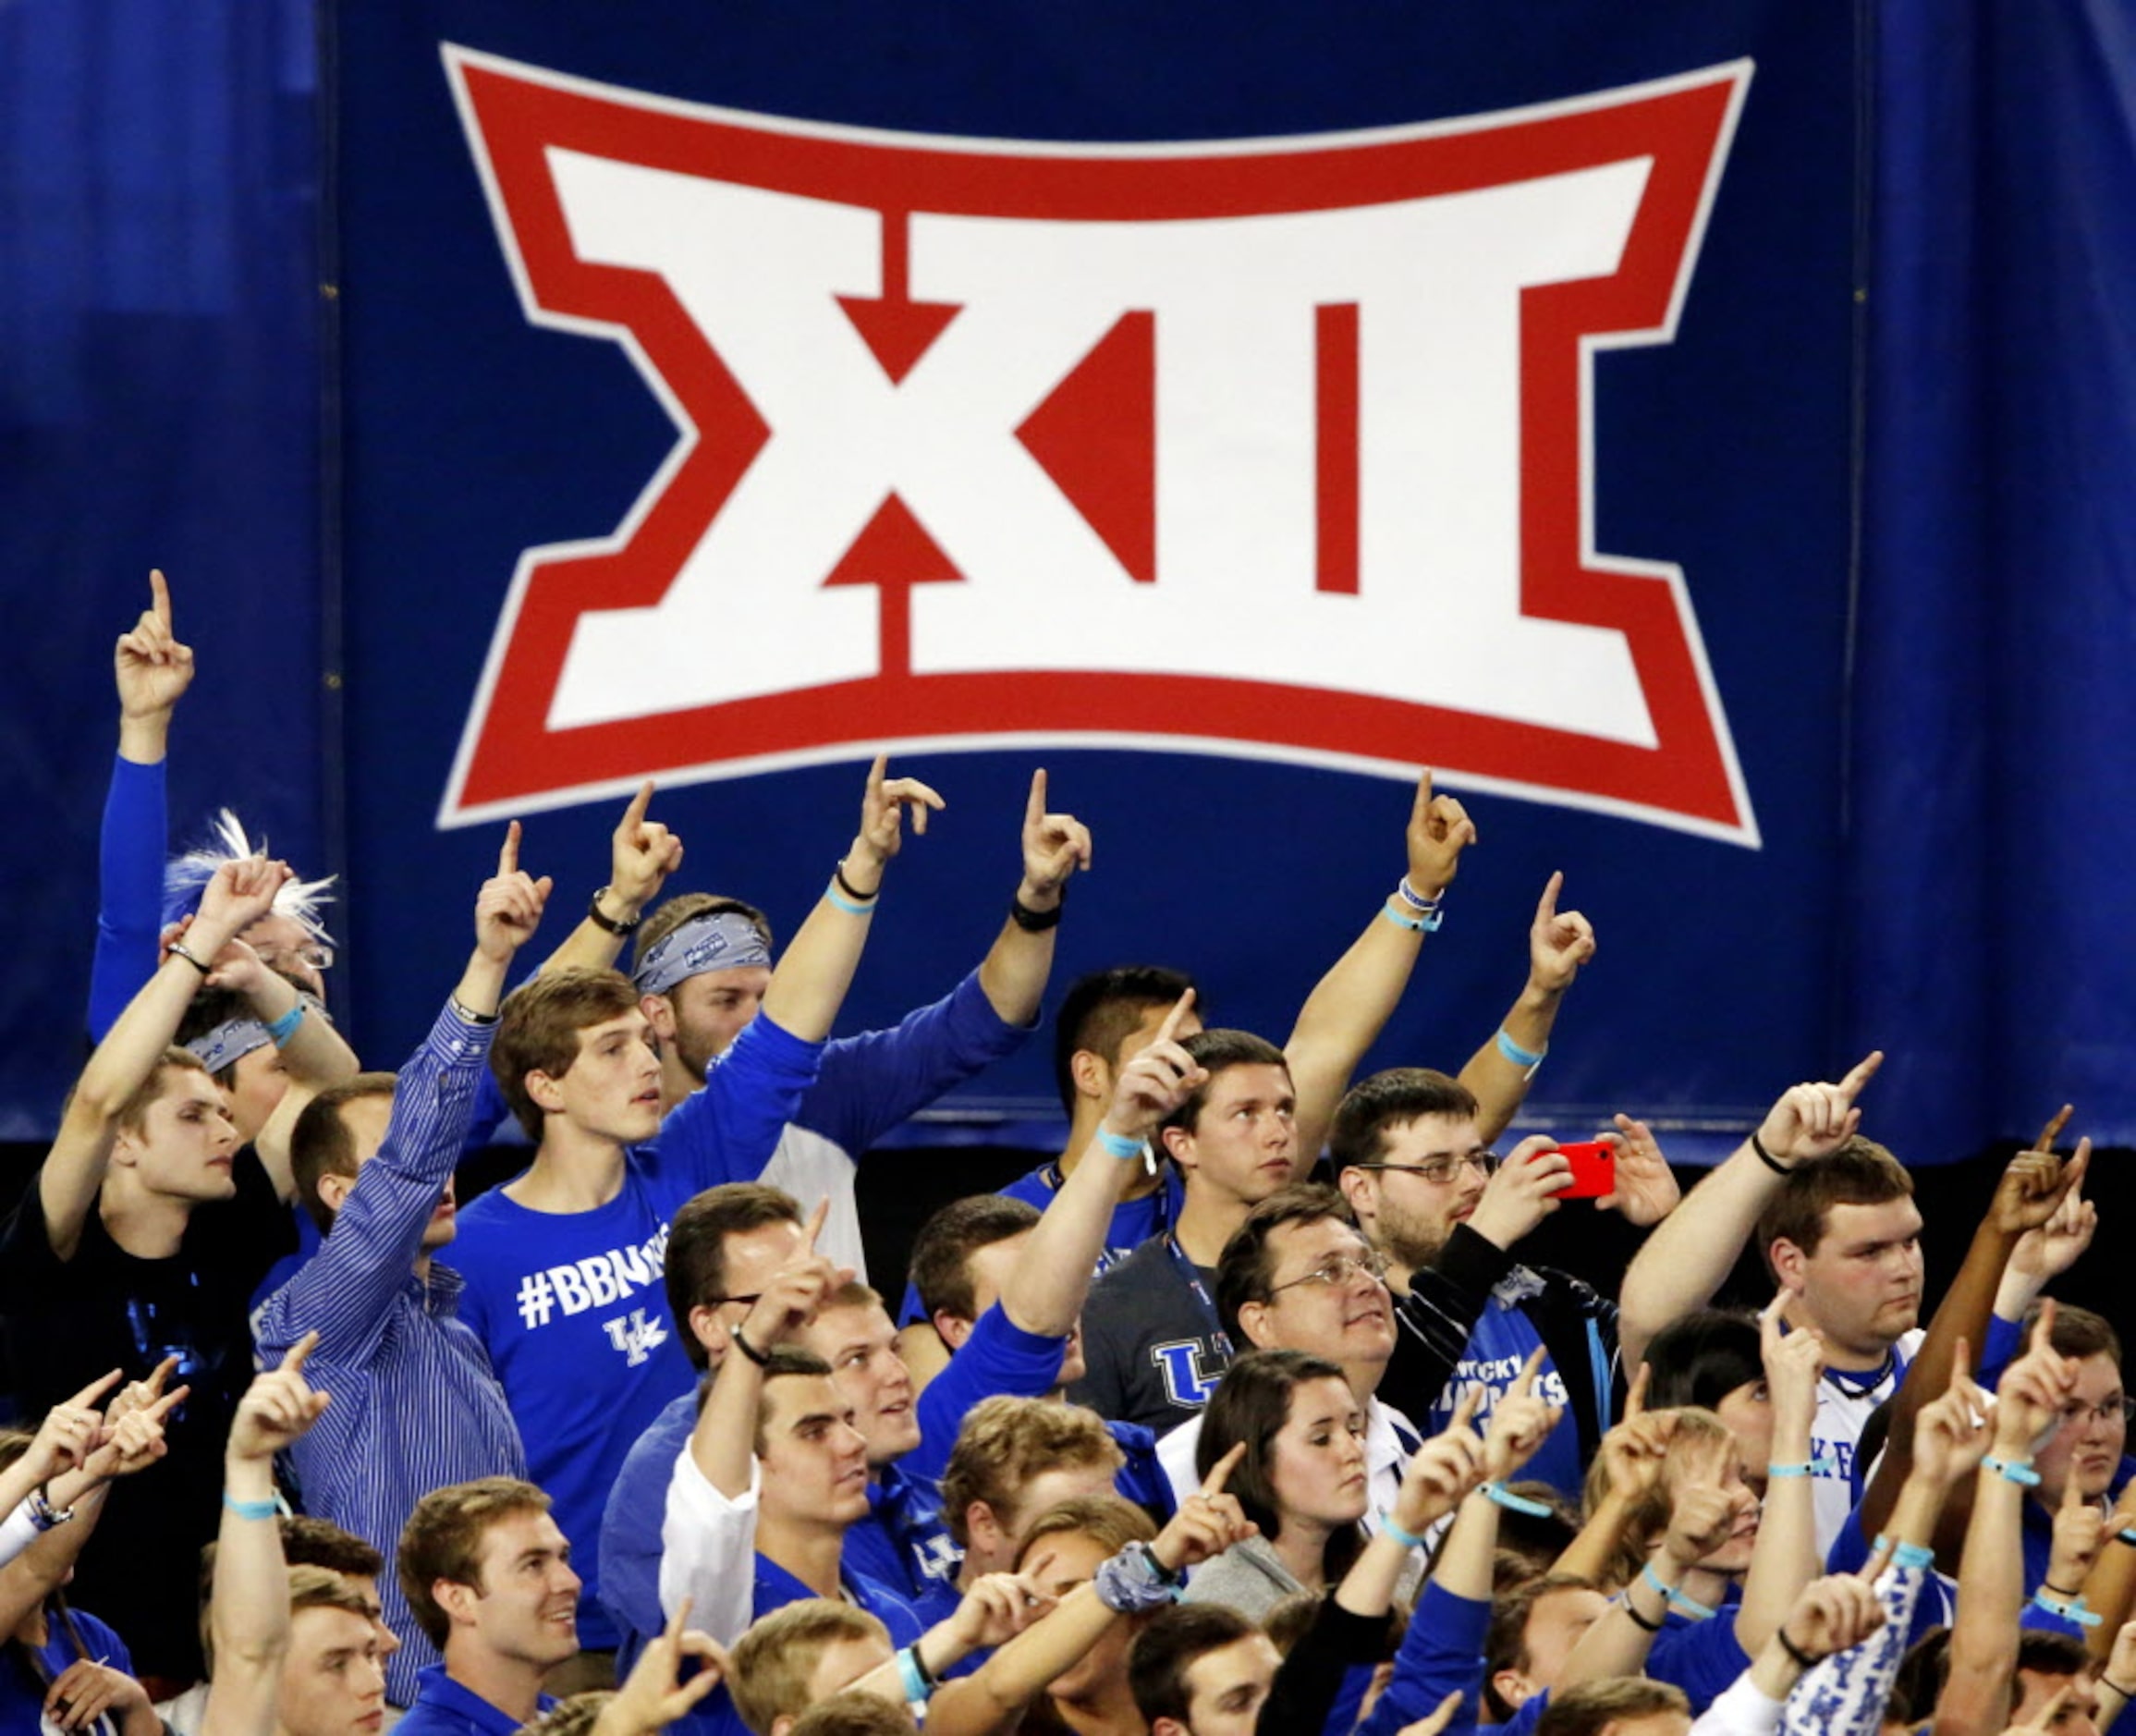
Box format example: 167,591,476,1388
1776,1629,1825,1671
167,940,213,975
1618,1593,1663,1633
835,860,880,903
586,888,641,935
2044,1581,2084,1598
1009,892,1064,932
728,1326,770,1367
2105,1676,2136,1701
1750,1131,1792,1178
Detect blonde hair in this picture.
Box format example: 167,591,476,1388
939,1396,1125,1547
1015,1493,1158,1567
728,1601,890,1736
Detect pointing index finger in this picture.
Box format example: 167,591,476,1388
1624,1362,1650,1421
498,820,520,878
67,1371,124,1411
619,780,654,837
1411,767,1434,829
1026,768,1047,830
1536,871,1563,924
283,1330,321,1375
148,568,173,630
801,1195,830,1254
1155,987,1197,1046
1202,1439,1247,1498
1512,1345,1546,1400
1837,1050,1884,1103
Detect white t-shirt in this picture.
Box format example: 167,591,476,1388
1809,1327,1924,1558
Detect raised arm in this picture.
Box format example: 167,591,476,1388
535,782,684,978
44,855,291,1260
1454,872,1598,1143
202,1336,331,1736
973,769,1090,1027
1934,1310,2080,1736
202,942,363,1198
1618,1053,1883,1367
1734,1296,1825,1656
1556,1367,1678,1581
1001,989,1202,1338
1859,1138,2080,1541
758,755,943,1044
91,569,194,1038
1285,769,1474,1156
263,830,548,1355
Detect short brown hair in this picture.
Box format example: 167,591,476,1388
1534,1677,1690,1736
1129,1603,1262,1727
283,1516,386,1578
1215,1183,1361,1343
1755,1137,1913,1270
787,1693,914,1736
756,1349,837,1457
289,1073,399,1234
1016,1493,1158,1566
492,969,643,1141
288,1564,377,1623
729,1600,890,1736
1160,1030,1289,1141
941,1397,1125,1547
1052,966,1201,1114
635,893,775,965
908,1194,1040,1325
665,1183,803,1371
1328,1068,1482,1173
116,1046,213,1140
397,1477,554,1649
1483,1573,1599,1721
2028,1301,2123,1368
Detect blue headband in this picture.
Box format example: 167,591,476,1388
186,1016,273,1074
632,911,773,996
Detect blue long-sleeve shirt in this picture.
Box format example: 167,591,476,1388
1355,1579,1491,1736
254,998,526,1705
90,752,167,1039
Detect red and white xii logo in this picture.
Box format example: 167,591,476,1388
441,46,1757,843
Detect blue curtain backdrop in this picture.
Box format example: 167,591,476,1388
0,2,2130,1166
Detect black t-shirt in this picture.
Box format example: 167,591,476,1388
0,1151,297,1681
1067,1233,1232,1435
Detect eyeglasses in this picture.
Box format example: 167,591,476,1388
1350,1152,1500,1187
254,941,336,973
705,1294,762,1314
1267,1249,1392,1297
2060,1397,2136,1428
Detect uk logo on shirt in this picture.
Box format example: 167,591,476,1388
436,46,1758,844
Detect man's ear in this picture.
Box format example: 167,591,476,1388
1152,1718,1191,1736
432,1578,480,1630
1491,1669,1533,1715
935,1311,976,1352
964,1500,1002,1558
641,994,677,1045
1160,1122,1196,1168
1069,1048,1111,1106
688,1304,726,1364
523,1070,567,1115
1236,1301,1275,1349
1767,1238,1808,1292
1337,1165,1377,1227
316,1170,354,1216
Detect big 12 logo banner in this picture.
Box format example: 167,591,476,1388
440,45,1757,845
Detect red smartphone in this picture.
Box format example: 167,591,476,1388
1552,1139,1617,1200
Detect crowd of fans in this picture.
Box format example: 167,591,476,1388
0,569,2124,1736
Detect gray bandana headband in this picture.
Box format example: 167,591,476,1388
632,911,773,996
186,1016,274,1074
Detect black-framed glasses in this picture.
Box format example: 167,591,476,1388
2059,1396,2136,1428
1350,1152,1500,1187
705,1294,763,1313
1267,1249,1392,1297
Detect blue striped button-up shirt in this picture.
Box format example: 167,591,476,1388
254,998,527,1705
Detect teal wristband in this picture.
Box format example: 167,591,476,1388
1641,1561,1715,1620
825,881,878,917
1495,1028,1546,1070
222,1494,280,1522
2033,1588,2104,1628
1765,1461,1812,1479
1380,902,1429,933
1891,1540,1935,1571
1983,1454,2042,1486
1482,1480,1555,1518
895,1647,932,1702
1380,1518,1426,1551
265,1003,306,1045
1094,1129,1144,1163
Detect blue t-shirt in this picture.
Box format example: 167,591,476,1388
393,1666,553,1736
452,1011,823,1648
1428,1293,1583,1500
1646,1601,1752,1715
0,1607,130,1735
